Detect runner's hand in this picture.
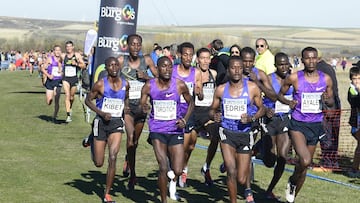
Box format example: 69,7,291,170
213,112,222,123
289,100,297,109
266,108,274,118
176,118,186,129
101,112,112,121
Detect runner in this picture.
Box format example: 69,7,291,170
84,56,129,203
210,56,265,203
140,56,194,202
193,47,219,186
62,40,85,122
41,45,63,123
171,42,198,188
277,47,334,203
262,52,292,200
118,34,157,190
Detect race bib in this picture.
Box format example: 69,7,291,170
129,80,145,99
51,66,61,77
101,98,124,117
223,98,247,119
153,100,177,120
301,92,322,113
275,95,293,113
181,82,194,103
64,66,77,77
195,83,215,107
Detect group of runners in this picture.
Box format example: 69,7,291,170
41,41,86,123
43,34,345,203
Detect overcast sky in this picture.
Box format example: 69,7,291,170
2,0,360,28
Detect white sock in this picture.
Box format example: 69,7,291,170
169,180,177,198
203,163,208,171
183,166,188,174
167,170,175,180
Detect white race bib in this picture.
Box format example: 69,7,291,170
195,83,215,107
181,82,194,103
101,98,124,117
129,80,145,100
301,92,322,113
275,95,293,113
51,66,61,77
153,100,177,120
223,98,247,119
64,66,77,77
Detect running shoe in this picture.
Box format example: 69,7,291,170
122,155,130,177
66,116,72,123
169,192,182,202
244,189,255,203
127,176,137,191
82,137,90,148
201,168,213,186
219,162,226,173
285,179,296,203
82,133,93,148
103,194,115,203
178,172,187,188
346,169,360,178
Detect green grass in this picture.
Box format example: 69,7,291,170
0,70,359,202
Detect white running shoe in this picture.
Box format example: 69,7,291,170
285,179,296,203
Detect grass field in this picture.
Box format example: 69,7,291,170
0,70,359,203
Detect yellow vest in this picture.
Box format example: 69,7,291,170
255,50,276,75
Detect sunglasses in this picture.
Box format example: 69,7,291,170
256,44,265,48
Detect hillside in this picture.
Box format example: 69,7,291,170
0,16,359,57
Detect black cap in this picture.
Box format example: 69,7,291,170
352,60,360,67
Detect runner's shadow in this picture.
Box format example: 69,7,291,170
116,171,160,203
37,115,65,124
10,91,45,94
64,170,125,202
188,175,281,203
179,178,229,202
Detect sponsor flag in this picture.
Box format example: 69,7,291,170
93,0,139,82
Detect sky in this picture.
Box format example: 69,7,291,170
1,0,360,28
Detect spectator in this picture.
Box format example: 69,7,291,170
229,44,241,56
293,55,300,68
150,43,162,64
331,58,337,70
347,66,360,178
341,57,347,71
162,46,174,63
209,39,230,86
317,50,341,169
255,38,276,75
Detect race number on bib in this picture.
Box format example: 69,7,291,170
153,100,177,120
64,66,77,77
195,84,215,107
101,98,124,117
275,95,293,113
51,66,61,77
301,92,322,113
223,98,247,119
129,80,145,100
181,82,194,103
